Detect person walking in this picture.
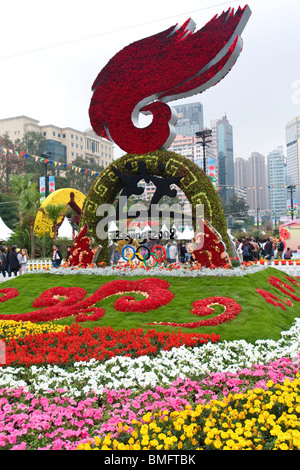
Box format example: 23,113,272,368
8,245,21,277
242,238,254,262
52,245,63,268
169,242,178,263
20,249,29,275
264,237,274,262
0,247,8,277
284,247,293,260
277,239,284,259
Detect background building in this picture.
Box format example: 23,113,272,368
286,116,300,210
267,146,287,217
172,102,204,136
247,151,267,212
0,115,114,166
211,115,234,206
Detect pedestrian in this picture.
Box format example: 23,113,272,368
20,249,29,275
8,245,21,277
165,241,171,263
264,237,274,262
52,245,62,267
180,242,187,263
252,238,261,260
66,246,72,262
169,241,178,263
5,246,12,277
277,238,284,259
242,238,254,262
284,247,293,260
0,247,8,277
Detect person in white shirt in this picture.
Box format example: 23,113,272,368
20,248,29,275
169,242,178,263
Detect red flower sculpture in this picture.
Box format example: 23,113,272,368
0,278,174,323
67,223,101,267
0,288,19,303
191,219,231,268
256,289,293,310
89,6,251,154
148,296,242,328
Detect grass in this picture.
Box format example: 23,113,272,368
0,267,299,344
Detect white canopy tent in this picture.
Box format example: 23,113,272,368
177,226,195,240
0,217,14,242
57,217,77,239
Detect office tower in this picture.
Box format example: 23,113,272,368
286,116,300,207
267,146,287,216
172,102,204,136
247,152,267,212
234,157,248,202
210,115,234,206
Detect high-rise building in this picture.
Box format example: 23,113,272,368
247,152,267,212
0,115,114,166
267,146,287,216
172,102,204,136
286,116,300,206
234,157,248,202
210,115,234,206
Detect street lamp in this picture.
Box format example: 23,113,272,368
41,152,52,198
195,129,212,175
287,185,296,220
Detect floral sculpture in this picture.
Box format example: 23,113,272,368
89,6,251,154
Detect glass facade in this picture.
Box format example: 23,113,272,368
172,102,204,136
43,139,67,163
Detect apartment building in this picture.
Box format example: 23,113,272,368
0,115,114,167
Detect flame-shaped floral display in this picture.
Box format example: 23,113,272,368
89,6,251,154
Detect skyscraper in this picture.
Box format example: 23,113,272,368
286,116,300,207
172,102,204,136
247,152,267,212
267,146,287,216
234,157,248,202
210,115,234,206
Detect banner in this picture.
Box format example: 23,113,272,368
49,175,55,194
207,157,217,188
39,176,46,202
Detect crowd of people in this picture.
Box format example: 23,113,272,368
0,245,29,277
235,236,293,263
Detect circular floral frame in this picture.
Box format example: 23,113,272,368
80,150,230,263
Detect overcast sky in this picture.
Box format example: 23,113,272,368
0,0,299,161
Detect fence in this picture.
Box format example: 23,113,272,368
25,259,300,276
28,259,52,271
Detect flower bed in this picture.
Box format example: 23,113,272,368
0,319,299,450
0,271,300,450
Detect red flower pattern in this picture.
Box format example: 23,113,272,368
0,288,19,303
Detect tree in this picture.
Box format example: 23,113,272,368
42,203,66,242
223,194,249,218
63,157,104,195
0,133,26,193
10,174,40,258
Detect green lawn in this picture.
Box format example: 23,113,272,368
0,267,299,344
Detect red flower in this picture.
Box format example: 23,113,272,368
0,288,19,303
148,296,242,328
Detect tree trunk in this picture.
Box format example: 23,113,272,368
29,219,35,259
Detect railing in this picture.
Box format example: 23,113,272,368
28,259,52,271
25,258,300,275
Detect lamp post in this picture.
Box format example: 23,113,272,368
195,129,212,175
287,185,296,220
41,152,52,198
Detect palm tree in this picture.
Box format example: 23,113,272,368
10,173,35,230
10,174,40,258
42,203,66,243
